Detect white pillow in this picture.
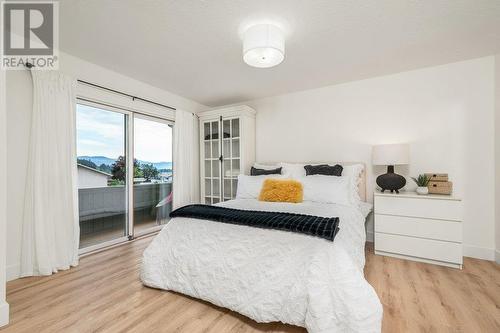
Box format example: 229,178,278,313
342,164,364,204
300,175,352,205
279,163,306,178
236,174,283,199
270,162,364,205
253,163,279,170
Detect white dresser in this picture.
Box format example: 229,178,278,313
374,190,463,268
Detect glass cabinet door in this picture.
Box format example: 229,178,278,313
203,120,221,204
222,118,240,201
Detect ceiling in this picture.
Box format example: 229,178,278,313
60,0,500,107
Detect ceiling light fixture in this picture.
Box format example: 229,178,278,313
243,24,285,68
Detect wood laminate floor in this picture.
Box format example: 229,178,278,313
2,236,499,333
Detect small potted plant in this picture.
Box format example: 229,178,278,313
411,174,431,195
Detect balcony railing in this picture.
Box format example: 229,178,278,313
78,182,172,248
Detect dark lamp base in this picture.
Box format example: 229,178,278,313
376,165,406,193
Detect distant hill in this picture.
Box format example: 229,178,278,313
78,156,172,170
78,156,115,166
147,162,172,170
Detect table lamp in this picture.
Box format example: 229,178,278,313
372,144,409,193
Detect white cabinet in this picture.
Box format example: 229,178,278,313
198,105,256,204
374,190,463,269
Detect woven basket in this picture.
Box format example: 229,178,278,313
425,173,448,182
428,181,452,195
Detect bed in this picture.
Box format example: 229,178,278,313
141,163,383,333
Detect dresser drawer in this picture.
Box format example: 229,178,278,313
375,233,463,264
374,195,462,221
374,214,462,242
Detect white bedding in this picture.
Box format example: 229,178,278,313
141,199,382,332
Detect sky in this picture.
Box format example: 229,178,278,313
76,104,172,163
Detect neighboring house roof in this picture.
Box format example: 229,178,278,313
77,164,112,177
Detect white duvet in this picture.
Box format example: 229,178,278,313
141,199,382,332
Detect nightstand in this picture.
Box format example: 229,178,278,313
374,190,463,269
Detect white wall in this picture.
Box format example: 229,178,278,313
0,68,10,326
243,57,496,260
77,166,109,189
495,54,500,264
5,52,206,281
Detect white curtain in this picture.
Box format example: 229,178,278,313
173,110,198,209
20,71,79,277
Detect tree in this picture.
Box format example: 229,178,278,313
111,156,141,181
111,156,126,181
142,164,159,182
134,163,143,178
98,163,112,174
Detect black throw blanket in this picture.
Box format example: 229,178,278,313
170,204,340,242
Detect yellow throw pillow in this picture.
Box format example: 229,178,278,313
258,179,303,203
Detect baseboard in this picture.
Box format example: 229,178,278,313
462,244,495,261
495,250,500,264
0,301,9,327
375,250,462,269
6,264,20,282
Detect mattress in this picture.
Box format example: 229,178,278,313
141,199,382,333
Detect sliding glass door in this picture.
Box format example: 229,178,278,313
76,102,129,249
133,114,174,235
76,100,174,251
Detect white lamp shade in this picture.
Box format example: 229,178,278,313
372,144,409,165
243,24,285,68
